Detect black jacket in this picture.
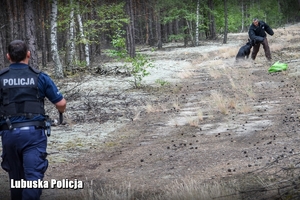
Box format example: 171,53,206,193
248,21,274,43
0,66,45,118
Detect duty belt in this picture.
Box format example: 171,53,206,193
0,121,46,130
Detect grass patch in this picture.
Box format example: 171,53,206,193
210,91,229,115
79,177,241,200
186,115,199,127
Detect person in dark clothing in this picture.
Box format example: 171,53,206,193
248,18,274,61
0,40,67,200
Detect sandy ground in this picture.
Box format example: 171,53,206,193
1,23,300,199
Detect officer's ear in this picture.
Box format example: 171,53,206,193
26,51,30,58
6,53,12,62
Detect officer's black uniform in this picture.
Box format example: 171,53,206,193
0,63,64,200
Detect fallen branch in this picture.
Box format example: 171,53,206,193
286,59,300,63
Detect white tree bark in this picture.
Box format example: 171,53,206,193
196,0,199,46
186,21,195,46
77,13,90,67
68,0,76,70
51,0,64,78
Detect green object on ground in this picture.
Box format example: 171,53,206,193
268,61,288,73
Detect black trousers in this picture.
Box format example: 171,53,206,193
1,126,48,200
251,37,272,60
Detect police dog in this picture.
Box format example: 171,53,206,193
236,39,254,60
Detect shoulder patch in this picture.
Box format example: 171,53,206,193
0,67,9,75
29,66,41,74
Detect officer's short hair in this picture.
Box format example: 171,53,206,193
253,18,259,22
8,40,28,63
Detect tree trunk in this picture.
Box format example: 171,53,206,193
155,6,162,49
149,5,155,46
169,21,173,42
51,0,64,78
277,0,282,25
208,0,216,40
144,1,149,44
175,19,179,36
163,24,168,43
6,0,14,41
0,31,4,69
45,0,52,63
18,0,26,40
89,6,98,59
196,0,200,46
67,0,76,71
184,23,188,47
77,13,90,66
223,0,228,44
126,0,136,57
41,24,46,67
13,0,19,39
0,1,7,67
40,0,47,67
24,0,38,69
240,0,244,32
186,20,195,47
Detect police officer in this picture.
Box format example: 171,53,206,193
0,40,67,200
248,18,274,61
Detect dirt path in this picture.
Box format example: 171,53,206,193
1,23,300,199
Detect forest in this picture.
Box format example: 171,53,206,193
0,0,299,78
1,1,300,199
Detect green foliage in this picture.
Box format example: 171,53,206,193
94,3,128,32
83,3,128,43
73,60,87,68
215,1,243,33
57,3,75,32
155,79,170,87
57,2,128,46
126,54,154,88
213,0,294,34
281,0,300,24
168,34,185,42
107,30,127,59
160,0,210,42
107,31,154,89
